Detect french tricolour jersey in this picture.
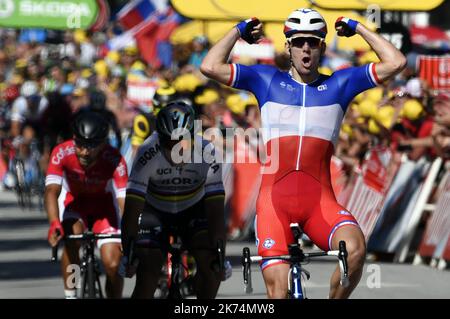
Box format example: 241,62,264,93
229,63,379,183
127,133,225,213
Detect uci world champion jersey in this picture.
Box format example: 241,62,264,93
228,62,380,183
126,132,225,213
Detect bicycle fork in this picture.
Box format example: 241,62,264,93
288,264,310,299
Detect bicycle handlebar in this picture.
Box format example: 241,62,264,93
50,231,121,262
242,240,349,293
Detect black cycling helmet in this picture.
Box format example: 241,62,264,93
72,111,109,147
153,86,178,109
156,101,195,139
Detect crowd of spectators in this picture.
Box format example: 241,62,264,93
0,23,449,189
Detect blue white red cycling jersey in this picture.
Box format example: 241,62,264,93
229,62,379,182
228,63,380,267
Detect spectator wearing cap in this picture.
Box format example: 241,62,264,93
121,45,139,72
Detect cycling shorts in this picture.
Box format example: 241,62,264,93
137,198,210,252
255,170,359,270
61,206,120,249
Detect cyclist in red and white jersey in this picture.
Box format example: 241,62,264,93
201,9,406,298
45,111,128,298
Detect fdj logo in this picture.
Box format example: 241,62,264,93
262,238,275,249
0,0,14,18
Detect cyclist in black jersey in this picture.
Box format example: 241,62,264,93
121,101,227,299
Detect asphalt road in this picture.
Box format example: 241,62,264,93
1,190,449,299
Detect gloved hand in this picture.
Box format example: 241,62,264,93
48,220,64,246
335,17,359,37
235,17,262,44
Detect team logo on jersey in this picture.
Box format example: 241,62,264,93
263,238,275,249
138,144,161,166
279,81,286,89
318,84,328,91
338,210,351,216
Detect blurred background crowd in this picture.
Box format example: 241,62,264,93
0,1,449,238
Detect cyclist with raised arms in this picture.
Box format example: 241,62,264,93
200,9,406,298
120,101,226,298
45,111,128,299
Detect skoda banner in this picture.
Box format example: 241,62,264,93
0,0,99,29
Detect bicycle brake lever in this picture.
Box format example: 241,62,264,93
301,268,311,281
242,247,253,293
51,229,61,262
338,241,350,288
217,239,225,274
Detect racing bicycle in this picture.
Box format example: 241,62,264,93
51,216,121,299
242,223,349,299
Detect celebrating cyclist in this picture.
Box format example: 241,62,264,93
45,111,128,299
121,101,226,298
200,8,406,298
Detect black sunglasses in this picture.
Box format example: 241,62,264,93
290,37,322,48
74,139,104,150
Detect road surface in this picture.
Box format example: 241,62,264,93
1,190,449,299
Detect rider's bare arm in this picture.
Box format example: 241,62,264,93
356,23,406,82
200,28,240,85
45,183,62,246
45,184,62,223
200,22,263,85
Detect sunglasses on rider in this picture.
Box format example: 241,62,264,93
290,37,322,48
74,139,104,150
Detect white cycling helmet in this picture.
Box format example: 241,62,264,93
20,81,39,97
284,8,327,39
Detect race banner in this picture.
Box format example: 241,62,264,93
417,166,450,258
368,156,433,255
418,55,450,92
0,0,99,29
343,147,400,240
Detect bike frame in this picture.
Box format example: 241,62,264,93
242,223,349,299
51,223,121,299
